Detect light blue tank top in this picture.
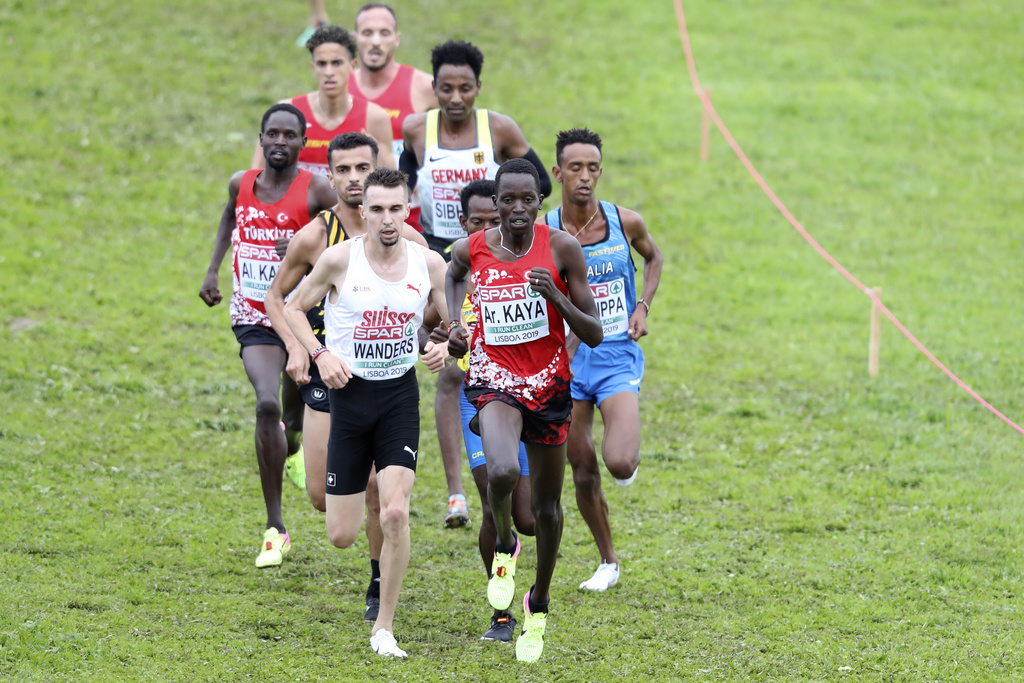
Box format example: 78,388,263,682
545,200,636,343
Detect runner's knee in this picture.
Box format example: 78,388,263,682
379,501,409,536
487,459,521,495
605,456,639,481
531,497,562,528
255,396,281,424
572,457,602,492
327,520,359,549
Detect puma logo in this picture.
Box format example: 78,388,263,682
403,446,418,461
406,283,422,296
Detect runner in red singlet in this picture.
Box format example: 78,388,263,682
348,2,437,232
200,103,337,569
252,25,396,174
444,159,603,663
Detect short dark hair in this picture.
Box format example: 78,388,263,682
306,24,358,60
460,179,496,215
555,127,603,166
327,132,379,167
430,40,484,80
363,166,410,200
261,103,306,134
494,158,540,194
355,3,397,29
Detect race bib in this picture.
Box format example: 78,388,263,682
237,243,280,304
591,277,629,336
479,281,550,346
430,186,468,240
351,318,418,379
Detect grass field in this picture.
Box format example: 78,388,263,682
3,0,1024,680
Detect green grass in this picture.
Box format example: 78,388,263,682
4,0,1024,680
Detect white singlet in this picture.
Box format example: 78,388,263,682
324,237,430,380
415,108,500,240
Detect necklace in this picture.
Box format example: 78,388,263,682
567,206,600,237
498,228,534,259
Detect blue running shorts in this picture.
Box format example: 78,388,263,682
570,340,645,406
460,384,529,475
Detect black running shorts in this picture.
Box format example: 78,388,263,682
232,324,286,359
326,369,420,496
298,360,330,413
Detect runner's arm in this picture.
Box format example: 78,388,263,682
400,114,425,191
420,250,450,373
366,103,396,168
546,231,603,348
283,243,353,389
200,171,244,307
266,219,325,384
444,238,472,357
621,208,663,341
410,68,439,112
490,112,552,197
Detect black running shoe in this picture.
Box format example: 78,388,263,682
364,596,380,622
480,611,516,642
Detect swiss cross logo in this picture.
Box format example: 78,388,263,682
327,472,336,487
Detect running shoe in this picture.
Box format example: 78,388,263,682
487,536,520,610
364,596,380,622
481,611,516,642
515,589,547,663
255,528,291,568
579,562,619,591
370,629,407,658
613,466,638,487
444,493,470,528
284,446,305,490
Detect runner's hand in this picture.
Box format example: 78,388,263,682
199,272,222,306
429,325,449,345
315,351,352,389
527,267,559,301
286,346,311,385
275,236,291,259
447,326,469,358
627,306,649,341
421,340,448,373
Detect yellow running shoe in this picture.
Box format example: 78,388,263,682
515,589,547,663
284,447,305,490
255,528,291,568
487,536,520,610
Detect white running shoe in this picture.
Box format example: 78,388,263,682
370,628,408,658
613,466,638,487
579,562,620,591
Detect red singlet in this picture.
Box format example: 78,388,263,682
230,169,313,327
290,94,369,176
347,65,422,231
465,224,571,416
347,64,416,141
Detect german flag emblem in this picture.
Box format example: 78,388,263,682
474,151,485,164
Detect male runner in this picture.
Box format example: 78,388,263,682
446,159,603,662
453,180,535,642
348,2,437,231
264,132,426,620
253,24,396,174
544,128,664,592
402,39,553,526
199,103,337,568
284,167,450,658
